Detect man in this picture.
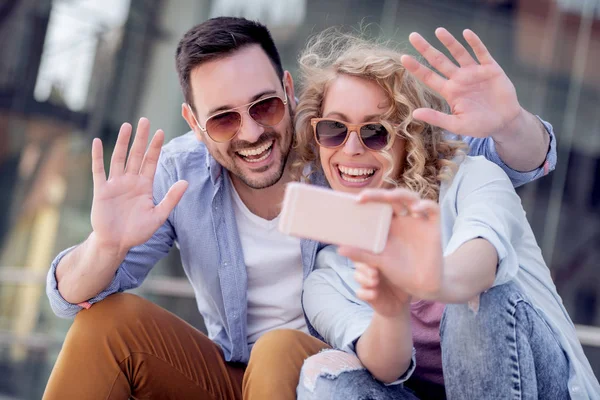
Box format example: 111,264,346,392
43,17,556,399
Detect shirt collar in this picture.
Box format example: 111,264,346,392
204,148,223,185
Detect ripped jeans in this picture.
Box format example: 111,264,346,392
296,350,418,400
298,282,571,400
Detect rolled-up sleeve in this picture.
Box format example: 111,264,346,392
304,269,372,354
303,267,415,384
459,116,556,188
443,159,524,287
46,159,177,318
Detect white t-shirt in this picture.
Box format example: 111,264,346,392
230,180,308,345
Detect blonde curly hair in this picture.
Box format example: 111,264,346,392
293,28,466,200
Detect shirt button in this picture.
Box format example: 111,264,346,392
571,386,579,392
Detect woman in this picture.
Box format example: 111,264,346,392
293,29,599,399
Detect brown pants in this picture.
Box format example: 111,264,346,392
43,293,329,400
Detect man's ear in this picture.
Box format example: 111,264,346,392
283,71,296,112
182,103,203,142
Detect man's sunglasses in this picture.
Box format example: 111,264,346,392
188,88,288,143
311,118,394,151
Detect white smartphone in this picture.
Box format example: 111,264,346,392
278,182,392,254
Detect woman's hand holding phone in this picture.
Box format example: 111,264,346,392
354,261,411,317
338,188,444,301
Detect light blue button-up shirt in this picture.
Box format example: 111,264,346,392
47,118,556,364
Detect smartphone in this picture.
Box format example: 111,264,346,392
278,182,392,254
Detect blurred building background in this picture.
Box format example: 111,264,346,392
0,0,598,398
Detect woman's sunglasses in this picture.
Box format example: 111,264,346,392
311,118,393,151
188,89,288,143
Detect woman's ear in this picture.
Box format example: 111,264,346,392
283,71,296,112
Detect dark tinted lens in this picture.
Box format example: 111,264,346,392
360,124,389,150
315,120,348,148
206,112,242,142
249,97,285,127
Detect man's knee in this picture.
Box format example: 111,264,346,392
252,329,304,354
251,328,328,361
70,293,150,338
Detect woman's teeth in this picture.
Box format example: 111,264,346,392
237,141,273,162
338,166,376,182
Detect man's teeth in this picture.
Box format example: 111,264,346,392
244,147,271,163
237,141,273,157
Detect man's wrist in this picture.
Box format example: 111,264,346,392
492,106,527,145
87,232,128,262
492,108,550,170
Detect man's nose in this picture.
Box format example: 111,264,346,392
235,111,265,143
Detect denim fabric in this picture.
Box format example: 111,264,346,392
441,282,571,400
297,350,420,400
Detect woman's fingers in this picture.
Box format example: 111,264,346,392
435,27,477,67
408,32,458,78
354,262,379,289
463,29,496,65
357,288,378,303
357,188,420,217
410,199,441,221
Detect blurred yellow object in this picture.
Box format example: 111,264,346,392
10,174,65,360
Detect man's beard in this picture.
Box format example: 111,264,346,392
227,120,294,190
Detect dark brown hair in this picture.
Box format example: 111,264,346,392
175,17,284,110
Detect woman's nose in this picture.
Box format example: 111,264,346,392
342,131,365,156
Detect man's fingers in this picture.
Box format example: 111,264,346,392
91,138,106,190
435,27,477,67
463,29,495,65
154,180,189,223
401,54,446,94
412,108,459,133
408,32,458,78
109,123,132,179
140,130,166,179
125,118,150,175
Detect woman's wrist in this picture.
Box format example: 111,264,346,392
373,302,411,323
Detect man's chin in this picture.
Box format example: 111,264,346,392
240,170,283,189
230,139,291,190
232,162,285,190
